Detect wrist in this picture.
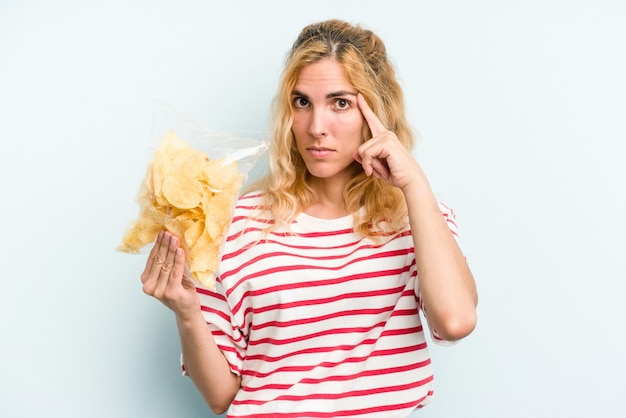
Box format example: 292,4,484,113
401,176,436,206
176,306,204,329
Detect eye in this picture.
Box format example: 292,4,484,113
293,97,309,108
334,98,351,110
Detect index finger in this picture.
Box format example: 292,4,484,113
357,93,386,137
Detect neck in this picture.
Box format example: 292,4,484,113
304,175,349,219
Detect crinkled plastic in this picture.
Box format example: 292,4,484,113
147,101,268,177
118,102,268,289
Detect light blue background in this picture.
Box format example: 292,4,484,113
1,1,625,417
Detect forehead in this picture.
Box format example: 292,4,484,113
295,59,353,92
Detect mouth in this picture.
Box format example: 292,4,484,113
306,147,335,158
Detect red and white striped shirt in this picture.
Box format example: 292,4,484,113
190,192,459,417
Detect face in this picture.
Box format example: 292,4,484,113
291,58,364,185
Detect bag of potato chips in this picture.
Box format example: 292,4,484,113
118,102,268,290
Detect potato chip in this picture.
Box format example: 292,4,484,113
183,219,205,250
118,131,244,290
162,175,204,209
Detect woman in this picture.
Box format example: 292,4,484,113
141,19,477,417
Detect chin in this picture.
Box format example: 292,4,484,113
306,161,360,181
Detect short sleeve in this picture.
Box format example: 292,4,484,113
181,279,247,376
438,201,460,244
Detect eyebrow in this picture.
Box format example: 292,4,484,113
292,89,358,99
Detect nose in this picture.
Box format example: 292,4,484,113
308,108,327,138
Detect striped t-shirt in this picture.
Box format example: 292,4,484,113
192,192,459,417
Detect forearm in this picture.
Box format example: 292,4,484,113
177,310,241,414
402,174,478,341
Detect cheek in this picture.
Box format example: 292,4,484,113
291,125,307,155
291,114,308,138
339,114,365,142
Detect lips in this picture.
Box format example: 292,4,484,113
307,147,335,158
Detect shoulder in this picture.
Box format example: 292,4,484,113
227,191,272,236
233,190,265,212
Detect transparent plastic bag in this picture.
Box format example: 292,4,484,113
118,102,268,289
147,101,268,178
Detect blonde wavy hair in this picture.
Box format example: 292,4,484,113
249,19,415,238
